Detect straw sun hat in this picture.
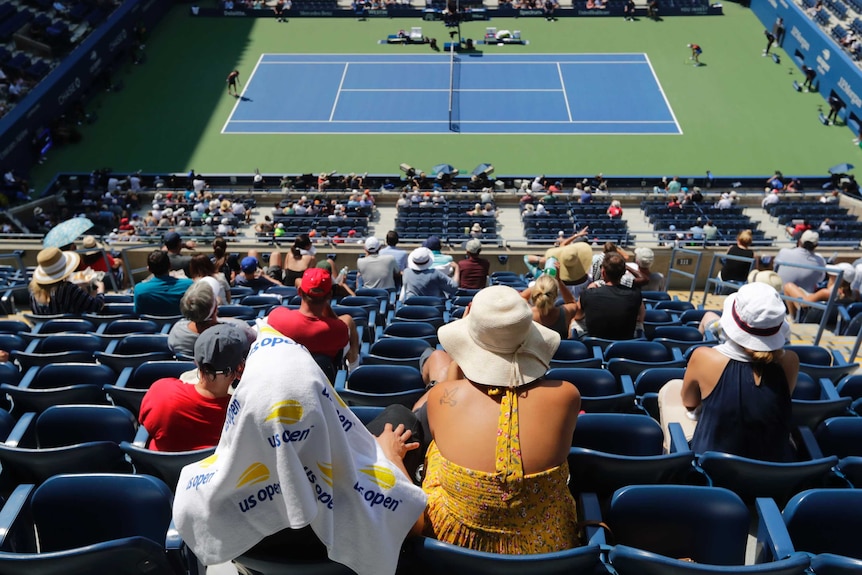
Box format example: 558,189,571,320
438,285,560,388
33,247,80,284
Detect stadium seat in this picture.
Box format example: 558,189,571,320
390,305,446,330
216,304,260,320
362,338,432,370
545,368,635,413
632,367,686,420
377,321,439,347
605,341,685,381
571,412,665,455
95,319,161,337
2,363,116,416
335,365,425,408
549,340,603,369
119,441,214,493
103,361,195,416
608,545,810,575
12,334,106,370
784,345,858,383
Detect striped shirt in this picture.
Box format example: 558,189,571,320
30,281,105,315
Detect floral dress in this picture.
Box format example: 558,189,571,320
421,387,579,554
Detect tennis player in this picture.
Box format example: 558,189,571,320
227,70,241,97
687,43,703,66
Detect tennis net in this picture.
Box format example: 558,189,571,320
448,44,460,133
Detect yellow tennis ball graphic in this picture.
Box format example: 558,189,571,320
236,462,270,488
359,465,396,490
317,462,333,487
198,454,218,468
265,401,304,425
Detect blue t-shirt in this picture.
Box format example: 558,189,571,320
134,275,193,316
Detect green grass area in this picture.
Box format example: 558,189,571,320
31,4,862,187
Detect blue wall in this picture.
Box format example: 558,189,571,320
0,0,173,173
751,0,862,133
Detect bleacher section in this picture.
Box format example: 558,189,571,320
642,201,769,246
766,201,862,244
522,201,634,246
395,199,499,244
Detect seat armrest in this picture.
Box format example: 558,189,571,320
16,366,38,389
578,492,606,546
4,412,35,447
0,483,36,550
755,497,796,562
795,425,824,459
133,425,149,448
104,339,119,354
334,370,348,392
166,519,183,551
668,422,690,453
114,366,134,389
619,374,635,395
591,346,603,362
818,377,841,400
671,347,684,362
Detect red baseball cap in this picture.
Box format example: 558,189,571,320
300,268,332,297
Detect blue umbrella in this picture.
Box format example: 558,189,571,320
471,163,494,177
829,163,854,174
432,164,457,176
43,217,94,249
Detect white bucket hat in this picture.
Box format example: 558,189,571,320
719,282,790,352
408,247,433,271
438,286,560,388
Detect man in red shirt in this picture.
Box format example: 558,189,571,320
458,239,489,290
266,268,360,374
139,323,251,452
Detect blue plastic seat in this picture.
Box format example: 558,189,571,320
2,363,115,416
96,319,160,337
217,304,260,320
0,473,179,574
335,365,425,408
696,451,838,506
549,340,603,369
633,367,686,420
103,361,195,417
609,545,809,575
363,338,432,370
119,441,214,493
391,305,445,330
784,345,859,383
378,321,439,347
653,300,696,313
571,412,665,455
406,537,604,575
596,485,749,565
605,341,685,381
12,334,106,369
546,368,635,413
29,318,95,336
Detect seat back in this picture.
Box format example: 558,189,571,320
549,340,601,369
653,300,695,313
407,536,603,575
651,326,703,342
216,305,259,320
633,368,686,395
545,368,619,397
782,489,862,559
101,319,160,336
31,473,172,552
346,365,425,394
607,485,749,565
115,334,171,355
364,338,432,369
0,536,175,575
697,451,838,506
129,361,196,390
814,417,862,458
35,319,96,335
567,449,695,500
35,333,105,354
381,321,439,347
785,345,833,366
393,305,444,328
35,405,137,448
609,545,810,575
571,413,664,455
605,341,672,363
2,383,109,415
0,442,130,487
30,363,117,390
120,442,215,493
836,374,862,400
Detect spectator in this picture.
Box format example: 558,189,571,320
164,231,196,276
423,235,454,271
233,255,282,291
521,271,579,339
784,262,857,323
634,247,665,291
703,219,718,242
77,235,124,288
266,268,360,373
762,188,780,209
380,230,408,271
576,253,644,340
715,193,734,210
189,253,231,305
457,239,489,290
140,323,252,452
720,229,756,286
167,281,256,357
607,200,623,219
775,230,826,293
402,247,459,299
357,236,399,290
283,234,316,287
785,219,810,240
134,251,193,316
29,247,105,315
666,176,682,196
677,283,798,461
422,285,581,553
211,237,239,285
526,235,592,298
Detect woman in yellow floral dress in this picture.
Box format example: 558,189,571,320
420,285,582,554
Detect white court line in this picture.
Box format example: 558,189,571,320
221,53,263,134
644,53,683,135
229,119,678,124
259,60,649,66
557,62,573,123
226,130,680,136
329,63,349,122
340,88,564,92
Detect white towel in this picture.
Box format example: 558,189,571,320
173,322,427,575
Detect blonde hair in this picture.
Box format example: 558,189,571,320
29,278,57,306
737,229,753,247
531,274,558,315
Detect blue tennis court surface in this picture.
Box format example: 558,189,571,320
223,53,681,135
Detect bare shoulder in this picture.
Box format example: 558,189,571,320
778,349,799,370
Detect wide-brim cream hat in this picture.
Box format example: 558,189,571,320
438,285,560,388
33,247,80,284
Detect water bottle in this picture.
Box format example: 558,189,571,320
336,266,348,284
544,257,558,277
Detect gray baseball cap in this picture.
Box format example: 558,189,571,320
194,323,252,372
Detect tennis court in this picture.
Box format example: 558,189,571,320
223,53,680,135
